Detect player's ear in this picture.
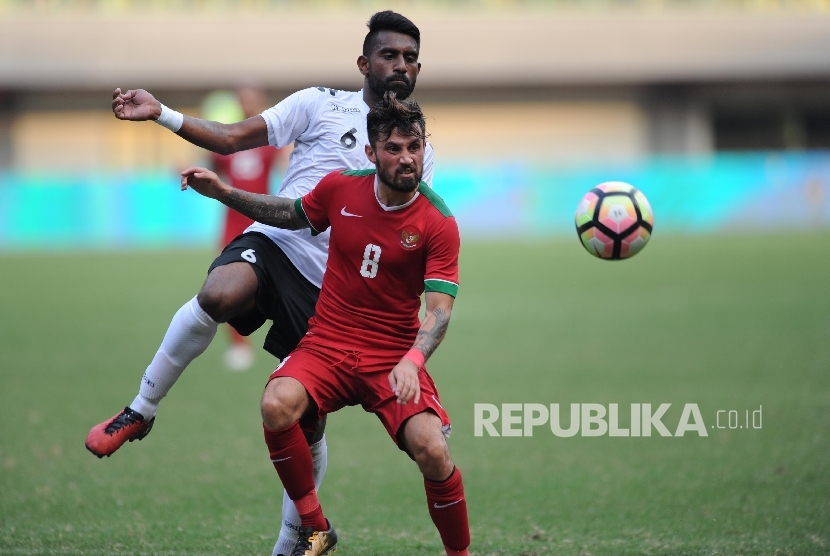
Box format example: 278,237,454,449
365,143,377,164
357,55,370,76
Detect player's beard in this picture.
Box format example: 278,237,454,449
379,163,421,193
367,69,416,101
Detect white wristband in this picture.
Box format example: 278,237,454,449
155,103,184,132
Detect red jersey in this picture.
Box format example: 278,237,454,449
295,169,460,352
212,146,279,245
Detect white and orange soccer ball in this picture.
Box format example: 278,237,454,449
575,182,654,260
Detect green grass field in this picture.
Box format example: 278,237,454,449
1,233,829,555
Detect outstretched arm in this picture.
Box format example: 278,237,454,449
112,88,268,155
181,167,309,230
388,292,454,405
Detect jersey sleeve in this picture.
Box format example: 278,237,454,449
422,141,435,187
259,88,322,149
424,216,460,297
294,171,340,235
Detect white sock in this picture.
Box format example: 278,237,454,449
129,297,218,419
272,435,328,556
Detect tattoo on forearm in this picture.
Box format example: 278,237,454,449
221,189,309,230
413,307,450,360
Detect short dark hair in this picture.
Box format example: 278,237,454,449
367,91,426,147
362,10,420,57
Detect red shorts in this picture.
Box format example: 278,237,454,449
268,340,451,451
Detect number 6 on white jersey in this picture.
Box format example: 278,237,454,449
360,244,381,278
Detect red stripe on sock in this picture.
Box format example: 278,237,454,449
295,490,321,515
425,467,470,552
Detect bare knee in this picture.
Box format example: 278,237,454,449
412,436,452,477
402,413,454,481
195,286,228,322
197,262,257,322
261,377,311,431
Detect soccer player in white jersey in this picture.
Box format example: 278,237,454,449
84,11,433,556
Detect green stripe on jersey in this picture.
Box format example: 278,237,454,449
417,183,453,217
293,198,320,236
341,169,377,177
425,279,458,298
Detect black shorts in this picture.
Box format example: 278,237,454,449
208,232,320,360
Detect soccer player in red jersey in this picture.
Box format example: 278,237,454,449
209,86,282,370
181,93,470,556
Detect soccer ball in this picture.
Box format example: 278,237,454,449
575,182,654,260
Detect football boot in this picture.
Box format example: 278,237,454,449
290,520,337,556
85,406,154,458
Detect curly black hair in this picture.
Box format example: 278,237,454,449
367,91,427,147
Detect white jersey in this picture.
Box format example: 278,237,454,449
247,87,435,288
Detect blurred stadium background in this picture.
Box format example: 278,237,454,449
1,0,829,247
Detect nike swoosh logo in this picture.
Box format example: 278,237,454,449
271,456,292,462
433,499,463,509
341,207,362,217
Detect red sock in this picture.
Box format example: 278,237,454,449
424,467,470,554
263,422,327,530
